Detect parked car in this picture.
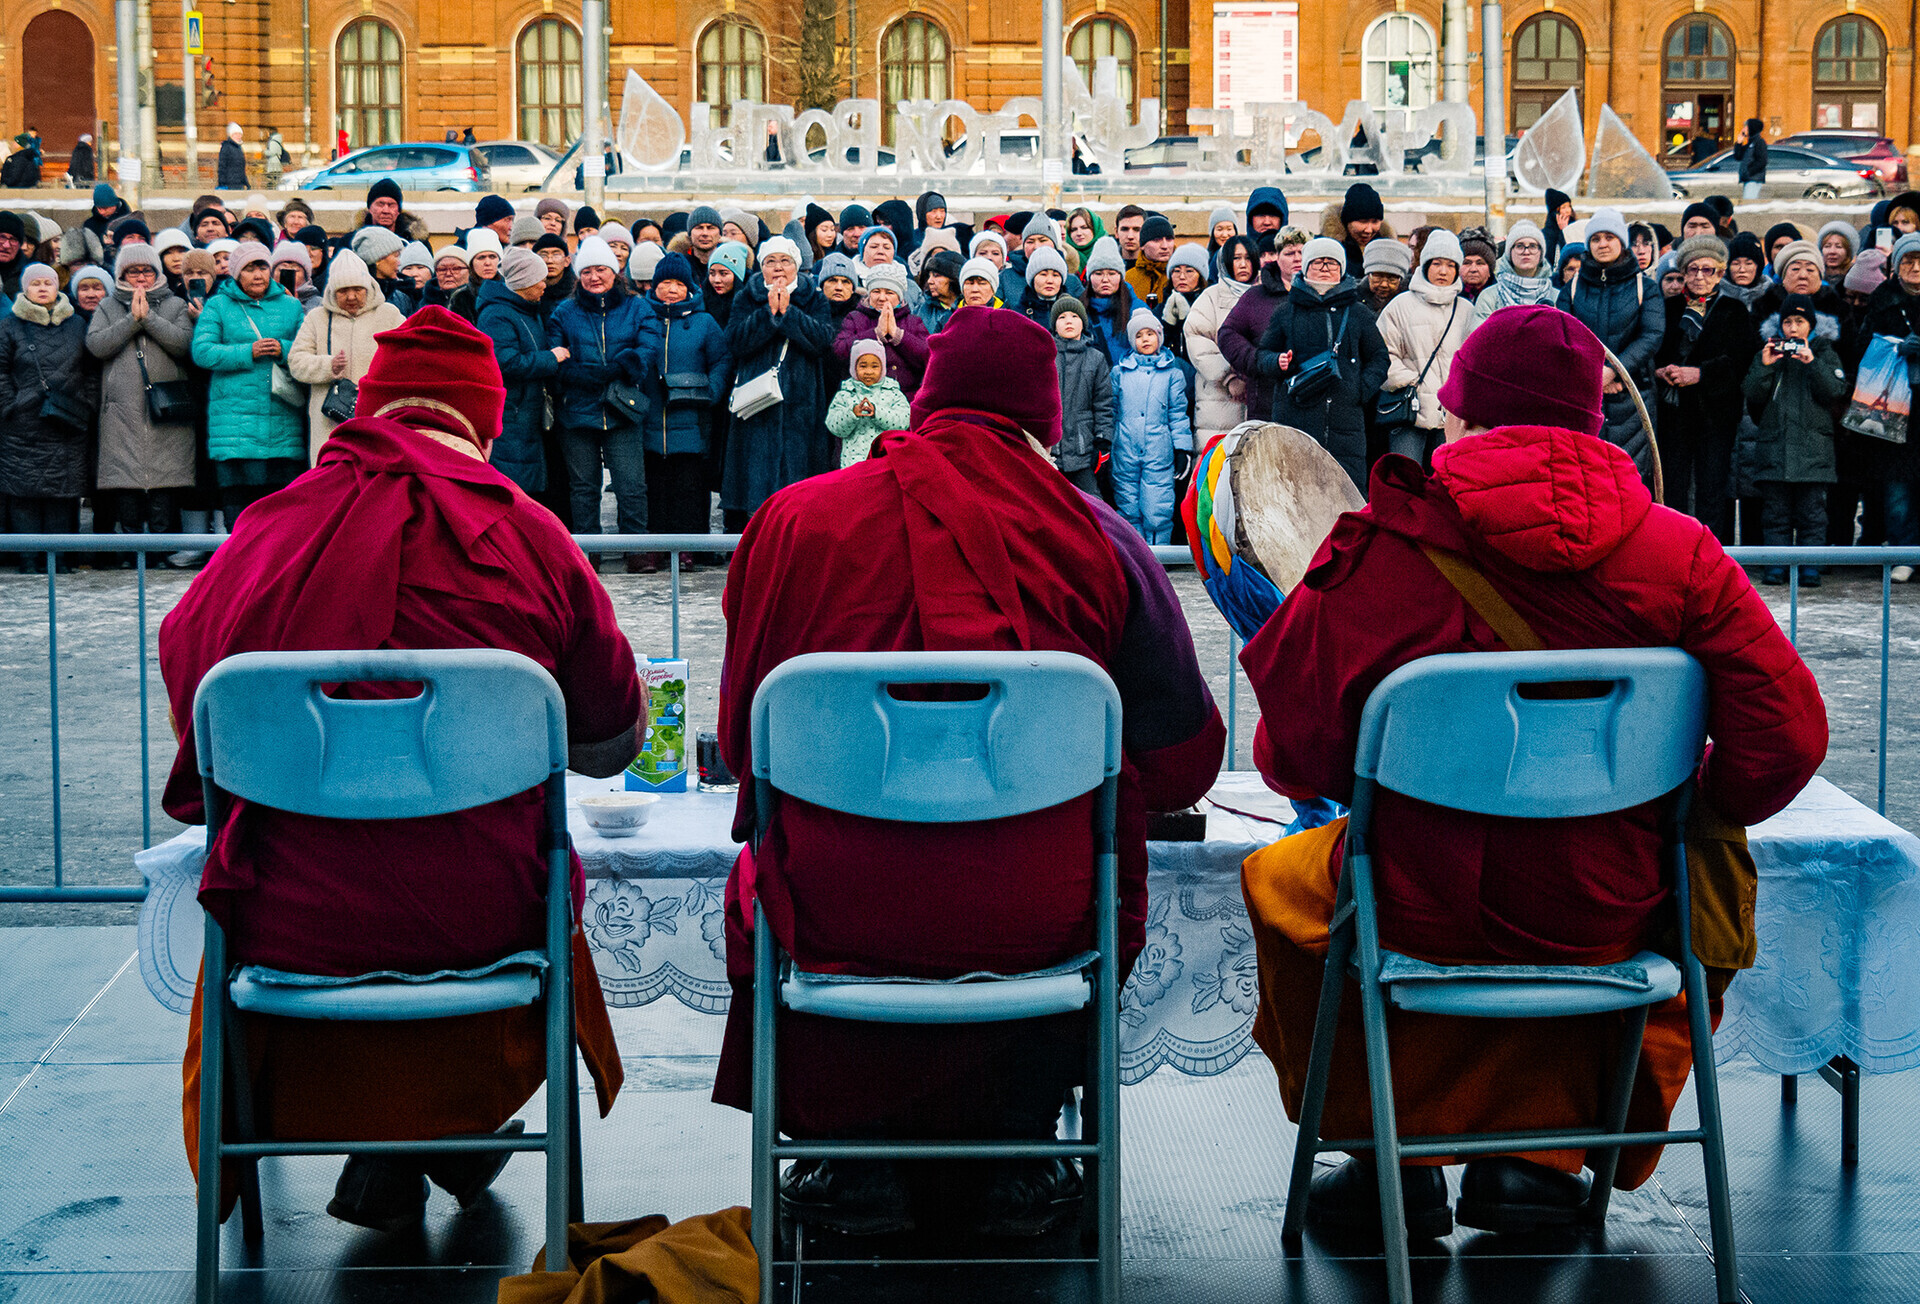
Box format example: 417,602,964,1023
471,140,566,191
1667,145,1881,201
296,143,491,192
1776,131,1908,187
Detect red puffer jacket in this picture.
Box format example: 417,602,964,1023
1242,428,1829,966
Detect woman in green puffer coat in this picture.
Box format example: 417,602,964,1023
190,239,308,522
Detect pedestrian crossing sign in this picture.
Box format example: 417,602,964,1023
186,11,203,55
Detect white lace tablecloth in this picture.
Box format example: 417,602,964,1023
134,774,1920,1084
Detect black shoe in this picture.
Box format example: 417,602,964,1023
779,1159,913,1236
1306,1157,1452,1241
974,1158,1084,1238
1455,1156,1591,1235
424,1119,526,1209
326,1154,429,1234
1799,566,1822,588
1762,566,1788,586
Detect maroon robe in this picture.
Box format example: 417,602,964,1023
159,419,642,1188
1239,427,1827,1184
711,412,1225,1135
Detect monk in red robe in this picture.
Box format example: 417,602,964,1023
159,307,644,1234
712,306,1226,1238
1239,306,1828,1239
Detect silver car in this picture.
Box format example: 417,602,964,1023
1667,146,1881,201
471,140,569,192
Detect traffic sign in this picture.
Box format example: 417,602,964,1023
185,11,203,55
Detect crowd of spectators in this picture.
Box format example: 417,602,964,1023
3,176,1918,576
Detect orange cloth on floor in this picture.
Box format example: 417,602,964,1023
1241,819,1711,1188
497,1207,758,1304
184,928,622,1209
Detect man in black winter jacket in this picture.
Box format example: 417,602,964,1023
1734,119,1768,200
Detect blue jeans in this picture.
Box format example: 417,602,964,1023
1887,478,1920,547
562,423,647,535
1742,181,1763,200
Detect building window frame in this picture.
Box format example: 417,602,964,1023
1509,12,1584,132
1659,15,1737,159
696,16,768,128
335,16,405,152
1812,15,1886,132
880,13,950,146
516,17,584,149
1069,16,1138,113
1360,13,1437,129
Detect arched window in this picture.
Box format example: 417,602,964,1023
880,14,949,146
697,18,766,127
1070,17,1137,112
1361,14,1436,127
336,17,403,151
1813,16,1885,131
1510,13,1584,132
518,18,582,147
1659,16,1735,159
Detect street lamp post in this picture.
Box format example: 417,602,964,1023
181,0,198,185
1041,0,1064,209
582,0,606,208
1482,0,1507,235
115,0,142,206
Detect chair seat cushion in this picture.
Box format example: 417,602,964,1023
229,950,549,1021
781,952,1098,1024
1376,949,1683,1017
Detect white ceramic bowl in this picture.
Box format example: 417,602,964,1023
577,792,659,838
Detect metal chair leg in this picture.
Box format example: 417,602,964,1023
1091,958,1122,1304
752,903,779,1304
1683,961,1739,1304
568,1043,585,1224
1282,915,1356,1244
1585,1005,1651,1226
1357,972,1414,1304
195,922,229,1304
219,1003,264,1245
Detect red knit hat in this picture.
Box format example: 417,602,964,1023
354,305,506,450
1435,304,1604,438
908,305,1063,447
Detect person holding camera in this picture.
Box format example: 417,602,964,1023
1741,293,1847,585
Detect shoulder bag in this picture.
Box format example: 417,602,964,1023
1285,309,1349,404
135,339,196,426
729,340,789,419
242,307,305,410
665,372,713,407
319,315,359,424
1374,298,1459,430
1420,543,1758,979
28,338,92,432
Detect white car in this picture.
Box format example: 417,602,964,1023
472,140,569,192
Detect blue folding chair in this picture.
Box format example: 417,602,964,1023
1279,649,1737,1304
747,651,1125,1303
191,649,582,1304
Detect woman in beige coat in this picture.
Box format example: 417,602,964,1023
1375,228,1470,468
1184,233,1260,447
86,243,197,538
288,249,405,458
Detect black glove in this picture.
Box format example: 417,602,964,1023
1173,449,1195,483
1899,334,1920,361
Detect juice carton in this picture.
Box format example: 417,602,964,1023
625,658,689,792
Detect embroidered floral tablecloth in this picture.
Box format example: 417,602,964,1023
136,773,1920,1084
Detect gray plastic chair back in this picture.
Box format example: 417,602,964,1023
192,649,568,820
1355,649,1706,820
749,651,1122,823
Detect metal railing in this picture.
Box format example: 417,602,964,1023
0,534,1908,903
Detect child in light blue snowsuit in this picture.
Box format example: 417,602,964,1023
1109,307,1191,544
